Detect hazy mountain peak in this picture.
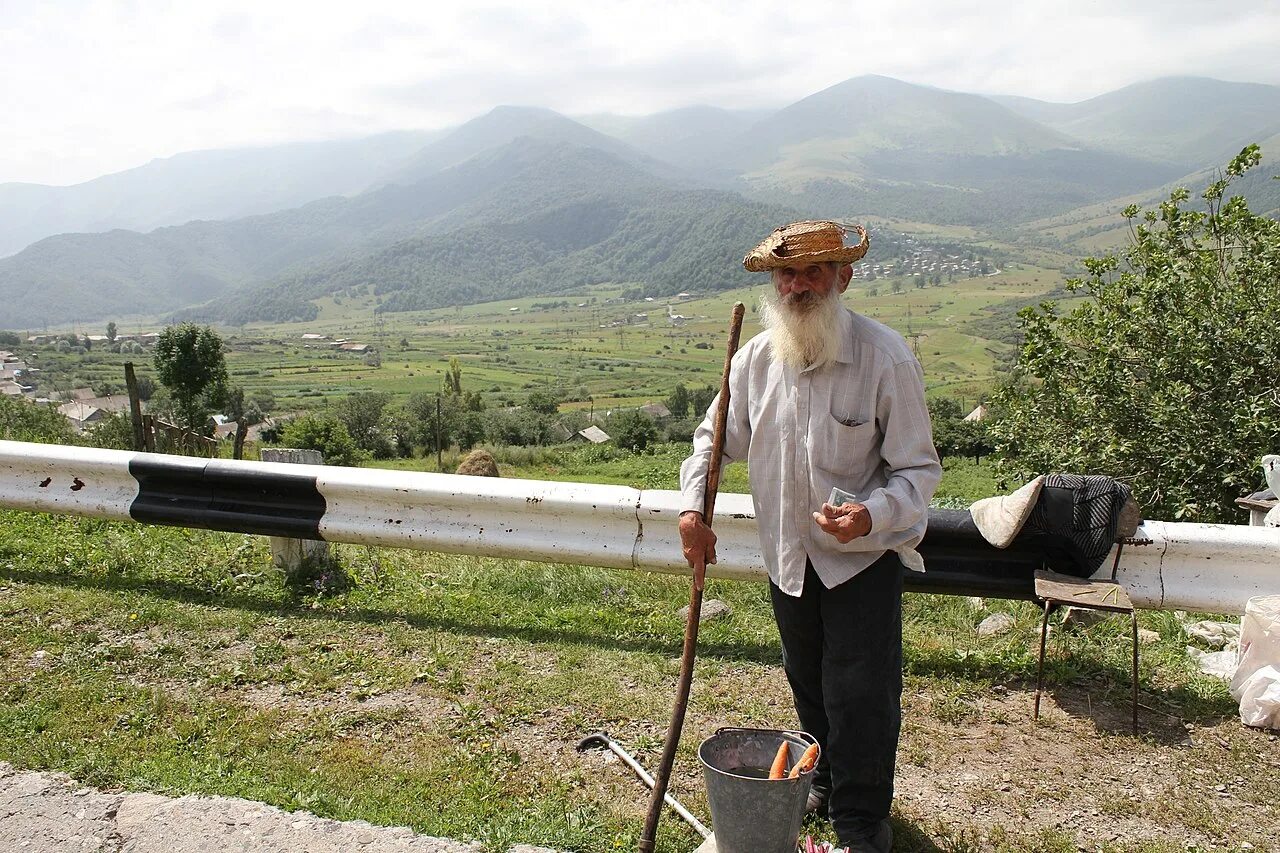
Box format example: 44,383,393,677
382,104,652,187
995,76,1280,167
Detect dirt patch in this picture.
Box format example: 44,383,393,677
240,683,452,718
894,685,1279,850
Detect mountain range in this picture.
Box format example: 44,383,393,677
2,75,1277,329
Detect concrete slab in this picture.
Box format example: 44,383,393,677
0,762,493,853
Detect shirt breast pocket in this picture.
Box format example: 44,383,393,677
819,411,879,474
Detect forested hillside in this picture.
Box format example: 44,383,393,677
189,142,794,324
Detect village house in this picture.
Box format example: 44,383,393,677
57,401,104,432
208,414,240,440
573,425,611,444
639,402,672,420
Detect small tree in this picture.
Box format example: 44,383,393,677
526,390,559,415
444,356,463,395
279,414,366,466
612,409,658,452
688,384,717,419
153,324,228,433
106,321,117,343
666,383,691,418
991,146,1280,522
334,391,394,458
249,389,275,414
224,384,267,427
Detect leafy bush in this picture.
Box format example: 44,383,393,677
484,408,554,447
83,412,135,450
0,396,75,444
279,414,367,466
992,146,1280,522
610,409,658,452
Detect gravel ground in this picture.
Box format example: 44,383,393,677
0,762,558,853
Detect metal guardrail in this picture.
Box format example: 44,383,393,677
1,440,1277,613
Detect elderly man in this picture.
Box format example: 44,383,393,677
678,221,941,852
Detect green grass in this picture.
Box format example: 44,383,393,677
3,501,1272,852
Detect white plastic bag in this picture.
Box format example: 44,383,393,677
1187,646,1237,681
1230,595,1280,730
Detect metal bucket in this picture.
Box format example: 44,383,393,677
698,727,818,853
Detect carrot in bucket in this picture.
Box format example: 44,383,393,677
788,743,819,778
767,740,790,780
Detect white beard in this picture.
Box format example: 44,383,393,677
759,287,842,371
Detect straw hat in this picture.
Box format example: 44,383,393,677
742,220,870,272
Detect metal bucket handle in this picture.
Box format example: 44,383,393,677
713,726,816,746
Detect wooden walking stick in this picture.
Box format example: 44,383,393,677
639,301,745,853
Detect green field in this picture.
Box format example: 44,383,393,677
24,258,1072,422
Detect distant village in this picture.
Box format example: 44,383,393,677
2,340,138,432
850,234,999,283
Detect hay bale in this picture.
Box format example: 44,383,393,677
455,449,499,477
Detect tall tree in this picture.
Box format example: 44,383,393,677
444,356,463,395
666,383,691,418
152,323,228,433
991,146,1280,522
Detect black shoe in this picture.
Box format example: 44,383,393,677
805,785,830,818
839,819,892,853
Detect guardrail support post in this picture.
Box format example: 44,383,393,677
260,447,335,586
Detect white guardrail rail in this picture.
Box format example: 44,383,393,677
1,440,1277,614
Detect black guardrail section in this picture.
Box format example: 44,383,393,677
913,509,1045,600
129,456,326,539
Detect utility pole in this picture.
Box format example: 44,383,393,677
905,304,922,360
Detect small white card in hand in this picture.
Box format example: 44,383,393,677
828,486,859,508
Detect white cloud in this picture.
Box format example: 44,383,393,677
2,0,1278,184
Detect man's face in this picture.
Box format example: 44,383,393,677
772,263,852,310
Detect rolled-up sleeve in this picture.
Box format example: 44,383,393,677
859,358,941,534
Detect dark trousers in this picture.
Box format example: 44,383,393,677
768,552,903,842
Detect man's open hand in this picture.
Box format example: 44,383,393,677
812,501,872,543
679,510,717,570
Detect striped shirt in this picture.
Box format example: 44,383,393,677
679,306,942,596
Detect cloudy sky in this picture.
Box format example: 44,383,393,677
3,0,1279,185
